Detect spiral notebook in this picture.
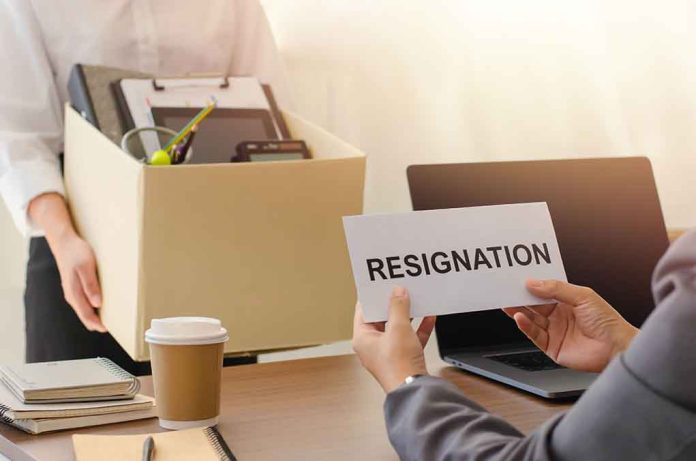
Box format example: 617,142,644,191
73,426,237,461
0,358,139,403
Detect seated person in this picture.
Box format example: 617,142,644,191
353,230,696,460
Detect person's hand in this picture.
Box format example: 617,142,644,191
503,279,638,373
51,232,106,332
28,193,106,333
352,286,436,393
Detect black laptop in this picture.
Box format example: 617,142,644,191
407,157,669,398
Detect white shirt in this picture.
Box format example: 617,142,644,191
0,0,289,236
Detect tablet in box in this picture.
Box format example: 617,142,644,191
151,107,278,164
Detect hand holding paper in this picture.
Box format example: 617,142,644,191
343,203,568,322
504,279,638,372
352,287,436,393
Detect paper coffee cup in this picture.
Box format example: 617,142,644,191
145,317,228,430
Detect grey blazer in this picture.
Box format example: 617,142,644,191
385,230,696,461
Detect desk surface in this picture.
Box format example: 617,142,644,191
0,349,571,461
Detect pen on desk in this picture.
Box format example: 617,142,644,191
142,435,155,461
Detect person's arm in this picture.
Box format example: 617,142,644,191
384,374,559,461
354,273,696,461
28,193,105,332
546,231,696,458
353,290,553,461
0,1,105,332
0,0,65,236
385,344,696,461
622,229,696,411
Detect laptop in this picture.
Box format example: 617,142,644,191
407,157,669,398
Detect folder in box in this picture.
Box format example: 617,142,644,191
63,105,365,361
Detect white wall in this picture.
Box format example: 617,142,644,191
262,0,696,226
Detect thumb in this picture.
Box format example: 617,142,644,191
77,263,102,308
387,286,411,329
527,279,592,306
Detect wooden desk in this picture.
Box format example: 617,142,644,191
0,349,571,461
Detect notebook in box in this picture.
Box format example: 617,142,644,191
0,358,139,403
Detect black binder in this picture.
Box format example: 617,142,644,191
67,64,150,145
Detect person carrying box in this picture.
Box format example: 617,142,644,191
0,0,289,374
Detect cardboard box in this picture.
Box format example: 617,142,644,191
64,106,365,361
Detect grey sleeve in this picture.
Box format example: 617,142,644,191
384,376,561,461
551,230,696,460
385,231,696,461
623,229,696,411
385,359,696,461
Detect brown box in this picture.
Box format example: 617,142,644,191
63,106,365,360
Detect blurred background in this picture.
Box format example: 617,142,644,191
2,0,695,362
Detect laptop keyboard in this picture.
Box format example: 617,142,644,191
487,351,563,372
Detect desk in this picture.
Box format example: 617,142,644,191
0,348,571,461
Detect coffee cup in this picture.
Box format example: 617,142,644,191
145,317,228,430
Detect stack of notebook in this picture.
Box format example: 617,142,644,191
0,358,156,434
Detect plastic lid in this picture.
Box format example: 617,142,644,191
145,317,229,345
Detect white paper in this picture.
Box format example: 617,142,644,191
343,203,567,322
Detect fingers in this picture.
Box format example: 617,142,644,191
353,302,365,333
352,303,384,355
76,261,102,308
353,302,384,333
64,272,107,333
513,312,549,351
504,303,556,319
352,303,377,356
502,306,525,319
503,305,547,322
527,279,594,306
504,306,551,330
526,303,557,317
522,306,551,329
416,316,436,348
386,286,411,330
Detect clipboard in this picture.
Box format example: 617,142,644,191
112,75,290,138
112,75,291,161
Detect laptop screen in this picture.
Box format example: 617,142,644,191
407,157,669,354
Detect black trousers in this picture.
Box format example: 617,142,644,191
24,238,150,375
24,238,255,376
